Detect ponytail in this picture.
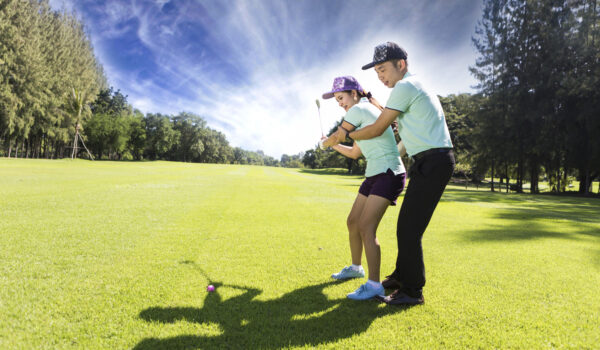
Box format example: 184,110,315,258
359,90,384,112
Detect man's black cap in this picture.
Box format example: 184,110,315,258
362,42,408,70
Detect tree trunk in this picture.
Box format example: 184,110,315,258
43,136,48,158
578,166,590,194
584,168,591,196
530,160,539,194
562,166,568,193
71,130,78,159
506,163,509,193
516,159,521,192
491,158,495,192
34,138,39,158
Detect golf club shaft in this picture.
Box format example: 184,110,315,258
318,108,324,137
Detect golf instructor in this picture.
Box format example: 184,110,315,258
333,42,455,305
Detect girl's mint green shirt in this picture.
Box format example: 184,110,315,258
344,100,405,177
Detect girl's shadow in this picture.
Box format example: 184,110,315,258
135,280,410,349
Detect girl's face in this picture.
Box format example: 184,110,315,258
375,60,406,88
333,91,358,112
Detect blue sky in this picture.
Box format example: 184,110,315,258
49,0,482,159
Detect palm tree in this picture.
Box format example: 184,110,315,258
65,87,94,160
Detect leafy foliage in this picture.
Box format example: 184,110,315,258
470,0,600,194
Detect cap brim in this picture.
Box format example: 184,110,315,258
361,62,376,70
322,92,335,99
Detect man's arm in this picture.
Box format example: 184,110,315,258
339,108,400,142
322,121,355,148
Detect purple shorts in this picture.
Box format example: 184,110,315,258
358,169,406,205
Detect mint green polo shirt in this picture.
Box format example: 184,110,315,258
344,100,405,177
385,72,453,156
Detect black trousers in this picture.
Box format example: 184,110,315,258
391,150,455,295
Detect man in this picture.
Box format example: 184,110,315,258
333,42,455,305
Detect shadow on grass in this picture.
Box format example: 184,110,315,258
443,188,600,223
449,187,600,265
460,217,600,267
135,280,411,349
460,220,591,242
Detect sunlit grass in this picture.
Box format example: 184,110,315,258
1,158,599,349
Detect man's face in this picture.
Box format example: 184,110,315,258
374,60,405,88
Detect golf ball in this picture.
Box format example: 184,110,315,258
207,284,215,292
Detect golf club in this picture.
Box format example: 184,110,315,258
316,99,324,137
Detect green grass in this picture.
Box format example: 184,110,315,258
1,159,599,349
455,178,600,194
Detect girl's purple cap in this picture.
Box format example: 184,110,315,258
322,76,364,99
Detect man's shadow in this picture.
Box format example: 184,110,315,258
134,279,410,349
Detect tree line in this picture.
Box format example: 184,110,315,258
85,88,279,165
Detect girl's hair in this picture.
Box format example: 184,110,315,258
343,89,384,112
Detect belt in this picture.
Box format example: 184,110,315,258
411,148,453,161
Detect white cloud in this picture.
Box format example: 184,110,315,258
48,0,75,12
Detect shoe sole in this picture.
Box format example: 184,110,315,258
383,297,424,306
348,294,385,301
332,276,363,280
331,274,365,280
374,294,386,302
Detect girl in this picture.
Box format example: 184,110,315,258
320,76,406,300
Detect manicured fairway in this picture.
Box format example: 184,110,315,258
1,159,599,349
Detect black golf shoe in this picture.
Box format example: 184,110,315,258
382,289,424,306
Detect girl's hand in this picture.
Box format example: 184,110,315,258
319,137,327,150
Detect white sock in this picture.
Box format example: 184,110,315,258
367,279,382,287
351,264,362,271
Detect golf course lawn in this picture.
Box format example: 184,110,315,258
1,158,599,349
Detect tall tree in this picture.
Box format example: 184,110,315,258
144,113,179,160
171,112,206,162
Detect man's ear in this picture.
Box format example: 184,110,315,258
397,59,406,70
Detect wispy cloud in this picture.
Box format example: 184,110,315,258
49,0,481,158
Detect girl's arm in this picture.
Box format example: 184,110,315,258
332,142,362,160
321,120,355,148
